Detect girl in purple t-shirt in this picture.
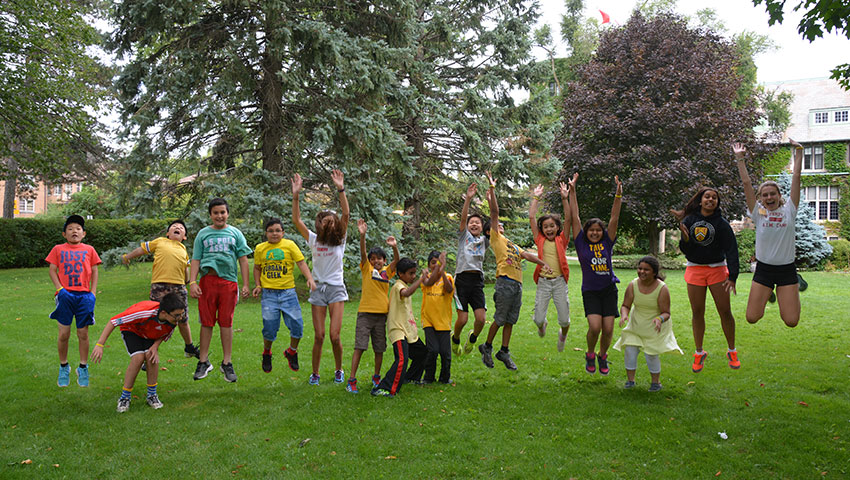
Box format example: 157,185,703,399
568,173,623,376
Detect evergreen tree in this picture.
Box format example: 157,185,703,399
776,172,833,266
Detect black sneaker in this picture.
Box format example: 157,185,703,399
193,360,213,380
220,362,238,383
479,343,494,368
141,361,147,372
597,353,609,376
116,397,131,413
495,350,517,371
184,343,201,359
262,353,272,373
283,348,299,371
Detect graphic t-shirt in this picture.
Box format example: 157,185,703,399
387,280,418,344
308,230,346,286
110,300,176,341
254,239,305,290
45,243,102,292
575,230,619,292
749,201,797,265
192,226,252,283
455,228,489,274
421,273,454,331
358,261,396,314
142,237,189,285
490,228,525,283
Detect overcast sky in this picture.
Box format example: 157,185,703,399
534,0,850,83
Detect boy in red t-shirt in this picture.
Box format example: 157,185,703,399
91,293,185,413
45,215,102,388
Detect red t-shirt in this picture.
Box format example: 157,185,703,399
45,243,102,292
110,301,175,341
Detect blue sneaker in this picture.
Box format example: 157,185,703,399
57,365,70,387
334,369,345,384
308,373,320,386
346,378,359,393
372,374,381,388
76,365,89,387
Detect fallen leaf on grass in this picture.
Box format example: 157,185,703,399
745,402,750,407
573,347,582,351
21,459,32,465
167,359,174,363
798,401,809,407
235,328,243,333
330,451,336,456
687,381,695,385
384,456,396,460
160,367,167,371
760,383,764,387
11,425,16,429
299,438,311,447
715,471,721,476
53,464,59,468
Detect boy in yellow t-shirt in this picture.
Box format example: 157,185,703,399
347,219,399,393
122,220,199,359
252,218,316,373
420,251,454,384
479,174,552,371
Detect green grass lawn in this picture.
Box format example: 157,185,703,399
1,262,849,479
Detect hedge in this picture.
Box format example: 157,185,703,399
0,218,168,268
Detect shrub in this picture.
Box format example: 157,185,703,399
828,239,850,270
736,228,756,273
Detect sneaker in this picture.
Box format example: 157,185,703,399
372,374,381,388
334,369,345,383
768,291,776,303
727,351,741,370
220,362,238,382
597,353,609,376
346,378,359,393
692,351,707,373
309,373,320,386
463,334,475,354
624,381,636,389
585,352,596,374
57,365,70,387
146,394,163,409
193,360,213,380
116,397,131,413
184,343,201,359
649,382,663,392
283,348,299,371
451,340,462,356
76,365,89,387
141,361,147,372
495,350,517,371
371,388,394,397
479,343,494,369
557,329,567,352
262,353,272,373
538,321,547,337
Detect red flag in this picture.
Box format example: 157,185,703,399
600,10,610,24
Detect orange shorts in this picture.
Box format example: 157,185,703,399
684,265,729,287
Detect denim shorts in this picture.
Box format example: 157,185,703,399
308,282,348,306
50,289,95,328
261,288,304,341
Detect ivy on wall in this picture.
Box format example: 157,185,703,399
763,147,791,176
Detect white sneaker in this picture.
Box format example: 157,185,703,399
557,328,567,352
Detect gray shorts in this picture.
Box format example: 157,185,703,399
354,312,388,352
308,282,349,306
493,276,523,326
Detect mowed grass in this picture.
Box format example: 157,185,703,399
1,261,849,479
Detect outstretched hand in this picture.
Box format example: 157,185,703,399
485,171,496,188
291,173,303,195
386,236,397,247
732,142,746,159
331,169,345,191
559,181,569,199
614,175,622,196
357,218,367,236
531,184,544,198
568,172,578,190
464,183,478,202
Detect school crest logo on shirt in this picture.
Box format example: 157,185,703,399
691,221,715,246
266,248,285,261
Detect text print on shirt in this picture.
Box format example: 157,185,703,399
61,250,89,286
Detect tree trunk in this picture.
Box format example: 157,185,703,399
259,8,284,173
3,156,18,219
402,115,426,241
648,220,659,256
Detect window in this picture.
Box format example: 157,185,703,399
836,110,849,123
803,185,840,221
19,198,35,213
803,145,824,170
52,185,60,195
814,112,829,124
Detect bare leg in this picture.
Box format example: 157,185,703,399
650,371,660,384
145,354,159,385
500,324,513,348
374,351,383,376
598,316,615,356
199,325,213,362
178,321,193,344
452,310,468,340
687,284,708,351
350,348,365,379
586,314,602,353
76,327,89,365
745,281,773,324
626,369,636,382
290,337,300,350
123,354,145,390
486,321,500,344
263,339,274,350
471,308,487,337
775,284,801,327
220,327,233,364
311,305,327,375
58,325,71,364
708,282,735,350
328,302,345,370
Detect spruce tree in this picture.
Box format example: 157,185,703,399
776,172,833,267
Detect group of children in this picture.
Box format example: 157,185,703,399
47,142,805,409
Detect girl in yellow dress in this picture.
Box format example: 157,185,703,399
614,256,682,391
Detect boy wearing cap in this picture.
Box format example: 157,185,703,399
46,215,102,387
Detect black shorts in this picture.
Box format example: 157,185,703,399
753,261,798,288
581,283,619,318
121,330,156,356
453,271,486,313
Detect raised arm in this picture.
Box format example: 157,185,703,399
439,252,453,294
733,143,757,213
608,176,623,240
122,246,146,266
357,218,368,265
559,181,572,240
485,171,498,224
331,169,349,235
401,271,425,297
291,174,310,240
789,138,803,207
529,184,544,238
619,281,634,328
386,235,400,272
459,183,477,232
568,173,581,240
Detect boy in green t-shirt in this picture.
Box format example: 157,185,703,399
252,218,316,373
188,198,252,383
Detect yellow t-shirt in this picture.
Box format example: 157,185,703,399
421,273,454,330
253,239,305,290
387,280,418,344
358,261,396,314
540,240,560,279
143,237,189,285
490,228,525,283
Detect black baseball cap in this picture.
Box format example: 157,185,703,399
64,215,86,231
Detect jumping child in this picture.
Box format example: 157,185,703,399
421,251,454,384
451,182,489,356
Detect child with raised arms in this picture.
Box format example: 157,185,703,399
613,256,681,391
122,219,200,359
91,292,185,412
46,214,101,387
292,169,349,386
252,218,317,374
528,181,572,351
421,251,454,384
734,140,802,328
347,218,399,394
451,182,489,356
568,173,623,376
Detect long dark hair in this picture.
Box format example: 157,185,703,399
315,211,345,246
682,187,720,217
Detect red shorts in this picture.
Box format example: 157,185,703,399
684,265,729,287
198,273,239,328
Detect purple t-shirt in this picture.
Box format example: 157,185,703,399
575,229,619,292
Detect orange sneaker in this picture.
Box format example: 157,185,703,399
727,351,741,369
692,351,707,373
